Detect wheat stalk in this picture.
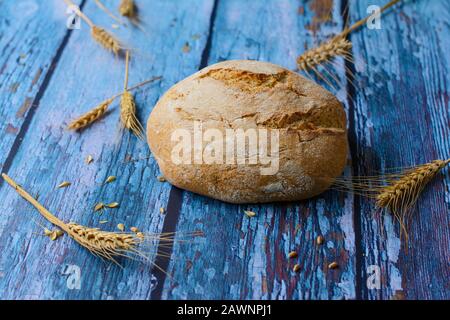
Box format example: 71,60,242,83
297,0,401,72
120,51,145,139
67,76,162,131
93,0,125,25
119,0,136,18
1,174,193,268
63,0,123,55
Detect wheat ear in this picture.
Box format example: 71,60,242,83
91,26,122,55
375,159,450,237
297,0,401,72
120,51,145,139
119,0,136,18
68,98,113,130
297,37,352,72
1,174,190,268
63,0,123,55
67,76,162,131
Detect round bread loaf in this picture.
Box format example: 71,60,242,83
147,60,348,203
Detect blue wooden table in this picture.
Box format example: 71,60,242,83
0,0,449,300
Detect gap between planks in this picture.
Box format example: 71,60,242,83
149,0,220,300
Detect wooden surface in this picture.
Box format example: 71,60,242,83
0,0,448,300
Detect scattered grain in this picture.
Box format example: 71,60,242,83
57,181,71,189
45,229,64,241
94,202,105,212
244,210,256,217
328,262,339,269
105,176,116,184
107,202,120,208
85,155,94,164
316,235,324,245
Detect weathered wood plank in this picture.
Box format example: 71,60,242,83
0,0,215,299
0,0,82,171
162,0,357,300
348,0,450,299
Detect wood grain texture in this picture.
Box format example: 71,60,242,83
0,0,82,171
347,0,450,299
161,0,357,300
0,0,215,299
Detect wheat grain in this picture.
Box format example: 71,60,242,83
85,155,94,164
105,176,116,184
91,26,122,55
107,202,120,208
68,98,113,131
328,262,339,270
119,0,136,18
57,181,71,189
244,210,256,217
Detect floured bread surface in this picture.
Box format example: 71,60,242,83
147,60,348,203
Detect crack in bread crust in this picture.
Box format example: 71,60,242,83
198,68,307,97
198,68,287,92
